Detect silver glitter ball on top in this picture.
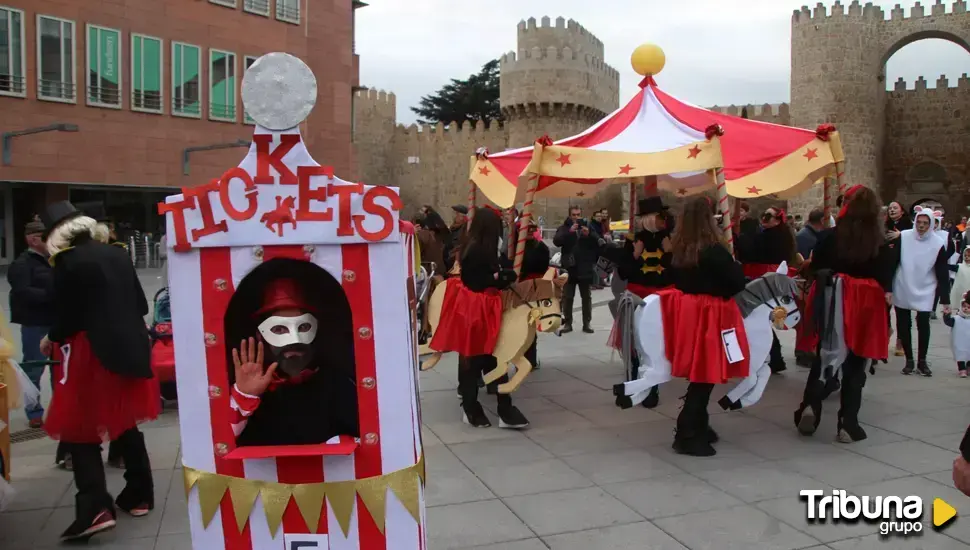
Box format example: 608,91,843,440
241,52,317,131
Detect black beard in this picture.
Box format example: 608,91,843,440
268,343,317,377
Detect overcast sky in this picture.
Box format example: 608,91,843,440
356,0,970,125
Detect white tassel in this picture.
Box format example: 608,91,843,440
8,359,41,411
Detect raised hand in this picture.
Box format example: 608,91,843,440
232,337,278,397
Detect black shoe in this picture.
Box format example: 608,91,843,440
582,325,594,334
497,405,530,429
836,419,868,443
795,355,811,368
901,361,915,375
770,361,787,374
794,401,821,436
560,324,573,334
917,361,932,377
642,387,659,409
461,401,491,428
931,311,939,320
718,395,742,411
60,509,116,541
707,427,719,444
672,432,716,457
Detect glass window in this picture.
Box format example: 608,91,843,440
172,42,201,117
86,25,121,107
276,0,300,24
0,6,25,96
132,34,163,113
209,0,237,7
37,15,75,101
209,49,236,121
244,0,270,16
243,55,257,124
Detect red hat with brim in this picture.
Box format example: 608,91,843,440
253,278,315,318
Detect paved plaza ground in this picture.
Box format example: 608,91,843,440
3,271,970,548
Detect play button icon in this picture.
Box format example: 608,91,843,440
933,498,957,529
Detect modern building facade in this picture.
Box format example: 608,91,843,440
0,0,362,263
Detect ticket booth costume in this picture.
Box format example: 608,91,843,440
162,53,425,550
794,191,895,443
39,201,158,541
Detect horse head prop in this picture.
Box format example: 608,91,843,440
421,268,567,393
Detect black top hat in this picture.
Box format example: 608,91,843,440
451,204,469,215
636,196,668,216
40,200,84,241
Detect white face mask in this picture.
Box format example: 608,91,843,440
257,313,318,348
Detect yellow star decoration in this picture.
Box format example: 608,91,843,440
640,250,665,274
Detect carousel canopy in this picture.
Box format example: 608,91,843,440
471,45,843,208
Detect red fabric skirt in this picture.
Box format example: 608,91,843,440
608,284,672,350
742,263,797,279
429,280,503,357
660,289,751,384
795,288,819,354
840,275,889,360
44,331,161,443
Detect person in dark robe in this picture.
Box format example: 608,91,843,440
885,200,913,357
505,218,551,371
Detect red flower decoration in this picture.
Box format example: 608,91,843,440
535,135,553,147
705,124,724,140
815,124,837,141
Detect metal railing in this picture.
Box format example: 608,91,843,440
210,102,236,120
132,89,162,111
0,74,25,94
244,0,270,14
128,234,163,269
38,79,76,101
87,85,121,106
276,0,300,22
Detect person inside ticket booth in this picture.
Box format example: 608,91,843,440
225,259,359,447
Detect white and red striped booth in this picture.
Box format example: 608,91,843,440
160,53,425,550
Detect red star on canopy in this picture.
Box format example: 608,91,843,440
747,186,761,195
556,153,572,167
677,188,688,196
478,166,491,176
687,145,702,159
576,191,586,197
804,148,818,161
618,164,634,175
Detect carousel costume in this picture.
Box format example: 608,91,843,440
892,206,950,376
606,197,673,409
943,291,970,376
794,186,894,442
664,242,748,456
41,201,159,541
226,262,359,446
735,209,798,373
504,220,551,370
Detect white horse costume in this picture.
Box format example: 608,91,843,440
613,263,800,409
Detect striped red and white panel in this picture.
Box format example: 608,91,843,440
171,242,424,550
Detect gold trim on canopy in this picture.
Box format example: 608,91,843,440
729,134,844,200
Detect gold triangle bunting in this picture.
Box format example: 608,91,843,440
356,476,388,534
291,483,327,533
325,480,357,537
183,467,203,497
197,474,230,528
388,470,422,526
259,481,292,537
228,477,261,533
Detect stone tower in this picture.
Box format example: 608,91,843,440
790,0,970,211
499,16,621,217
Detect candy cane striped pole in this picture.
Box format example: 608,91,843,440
823,170,835,227
467,180,477,227
513,175,539,275
713,168,733,254
628,180,636,232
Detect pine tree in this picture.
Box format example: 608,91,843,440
411,60,502,128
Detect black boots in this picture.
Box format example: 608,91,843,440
672,383,716,457
642,386,659,409
901,360,915,375
916,361,933,377
769,333,787,374
113,429,154,516
461,401,491,428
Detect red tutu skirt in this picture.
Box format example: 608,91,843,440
608,284,671,350
742,263,797,279
795,288,819,354
429,280,503,357
659,289,751,384
840,275,889,360
44,332,161,443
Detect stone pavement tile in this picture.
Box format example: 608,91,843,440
602,473,741,519
482,396,565,417
57,469,175,508
426,499,533,550
542,521,688,549
154,532,193,550
514,379,601,398
512,367,574,384
827,532,970,550
848,439,957,475
471,458,592,498
754,493,879,543
847,475,970,544
707,414,782,439
869,390,967,414
652,505,820,550
37,507,163,547
449,438,553,470
419,371,457,393
609,418,679,448
503,486,642,537
729,429,841,461
425,419,525,445
783,448,910,488
461,539,548,550
862,412,969,440
693,461,827,503
923,470,954,487
644,443,766,474
512,409,593,434
561,448,683,485
32,534,158,549
571,404,667,427
6,475,72,512
425,464,495,507
0,508,51,548
545,389,618,411
920,406,970,426
840,424,910,448
526,426,634,457
422,425,443,447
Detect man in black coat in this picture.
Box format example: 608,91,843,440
6,218,55,428
554,205,601,333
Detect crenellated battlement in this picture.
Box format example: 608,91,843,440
390,120,505,142
354,88,396,116
889,73,970,91
499,47,619,81
708,103,792,118
792,0,967,23
516,16,605,59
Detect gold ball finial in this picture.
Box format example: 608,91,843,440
631,44,665,76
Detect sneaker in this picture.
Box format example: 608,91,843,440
497,405,530,429
560,324,573,334
60,509,116,541
960,371,968,378
894,342,905,357
836,419,868,444
901,361,915,375
931,312,939,320
582,325,594,334
118,502,152,518
57,454,74,472
916,361,932,377
707,427,719,444
461,401,491,428
28,418,43,429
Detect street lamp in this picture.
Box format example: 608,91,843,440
182,139,251,176
2,123,80,165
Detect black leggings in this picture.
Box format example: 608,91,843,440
801,352,867,428
895,307,930,361
65,428,153,522
676,382,714,436
458,355,512,408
